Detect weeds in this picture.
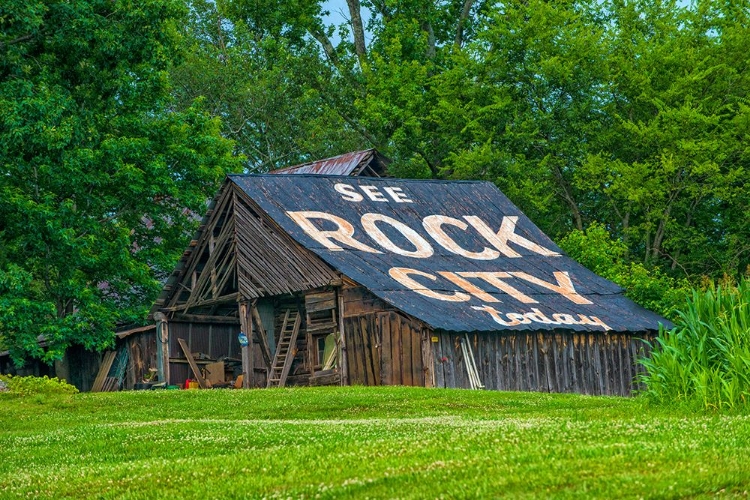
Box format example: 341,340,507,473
639,280,750,410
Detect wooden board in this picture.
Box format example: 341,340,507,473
178,338,210,389
204,361,225,385
91,351,117,393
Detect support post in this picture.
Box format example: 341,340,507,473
337,288,348,386
154,312,170,384
239,301,253,389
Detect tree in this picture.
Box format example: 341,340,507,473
0,0,241,366
171,0,364,171
575,0,750,277
174,0,750,282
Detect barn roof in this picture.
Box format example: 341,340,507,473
229,175,670,333
269,149,390,176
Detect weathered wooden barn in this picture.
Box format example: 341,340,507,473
104,149,391,391
143,161,669,396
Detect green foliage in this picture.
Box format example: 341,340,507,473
0,0,242,364
0,374,78,397
639,280,750,410
180,0,750,281
559,223,689,318
0,388,748,498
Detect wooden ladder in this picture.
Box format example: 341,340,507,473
267,309,301,388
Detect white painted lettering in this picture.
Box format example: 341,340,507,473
471,305,521,326
286,211,381,253
361,213,433,258
384,187,413,203
552,313,577,325
438,271,500,303
457,271,538,304
334,183,364,202
360,185,388,202
389,267,470,302
423,215,500,260
509,271,592,305
473,305,611,331
464,215,560,258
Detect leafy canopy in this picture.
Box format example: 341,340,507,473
0,0,241,365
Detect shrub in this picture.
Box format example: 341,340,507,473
0,375,79,397
639,280,750,410
558,222,689,319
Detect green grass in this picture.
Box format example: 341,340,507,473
1,387,749,499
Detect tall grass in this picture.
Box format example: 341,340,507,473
639,280,750,410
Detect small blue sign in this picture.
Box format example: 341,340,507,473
238,332,249,347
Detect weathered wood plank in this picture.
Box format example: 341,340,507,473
178,338,209,389
432,332,445,388
91,351,117,393
401,316,414,386
443,333,456,389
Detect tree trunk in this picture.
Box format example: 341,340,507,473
346,0,367,67
455,0,475,47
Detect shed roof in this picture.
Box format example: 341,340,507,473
269,149,390,176
229,175,670,333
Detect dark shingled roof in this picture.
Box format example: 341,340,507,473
229,175,671,334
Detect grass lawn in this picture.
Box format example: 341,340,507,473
1,387,749,499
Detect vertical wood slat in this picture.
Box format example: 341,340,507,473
421,329,434,388
443,333,456,389
339,315,653,396
389,313,402,385
497,335,510,391
344,318,361,385
338,290,348,386
513,334,528,391
239,302,252,389
433,333,445,388
411,323,422,386
401,316,414,386
380,313,392,386
360,316,375,385
370,315,382,385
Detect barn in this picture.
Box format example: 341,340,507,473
130,151,670,396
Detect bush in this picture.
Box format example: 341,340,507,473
639,280,750,410
558,222,689,318
0,375,79,397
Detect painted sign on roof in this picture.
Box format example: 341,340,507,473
230,175,670,333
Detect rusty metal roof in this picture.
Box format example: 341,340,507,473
269,149,390,176
229,175,671,334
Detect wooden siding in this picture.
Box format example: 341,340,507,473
432,330,655,396
344,311,425,387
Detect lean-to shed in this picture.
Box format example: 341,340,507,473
147,169,669,395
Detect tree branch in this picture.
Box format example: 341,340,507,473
346,0,367,67
0,33,36,48
308,27,341,68
455,0,475,48
421,21,436,60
